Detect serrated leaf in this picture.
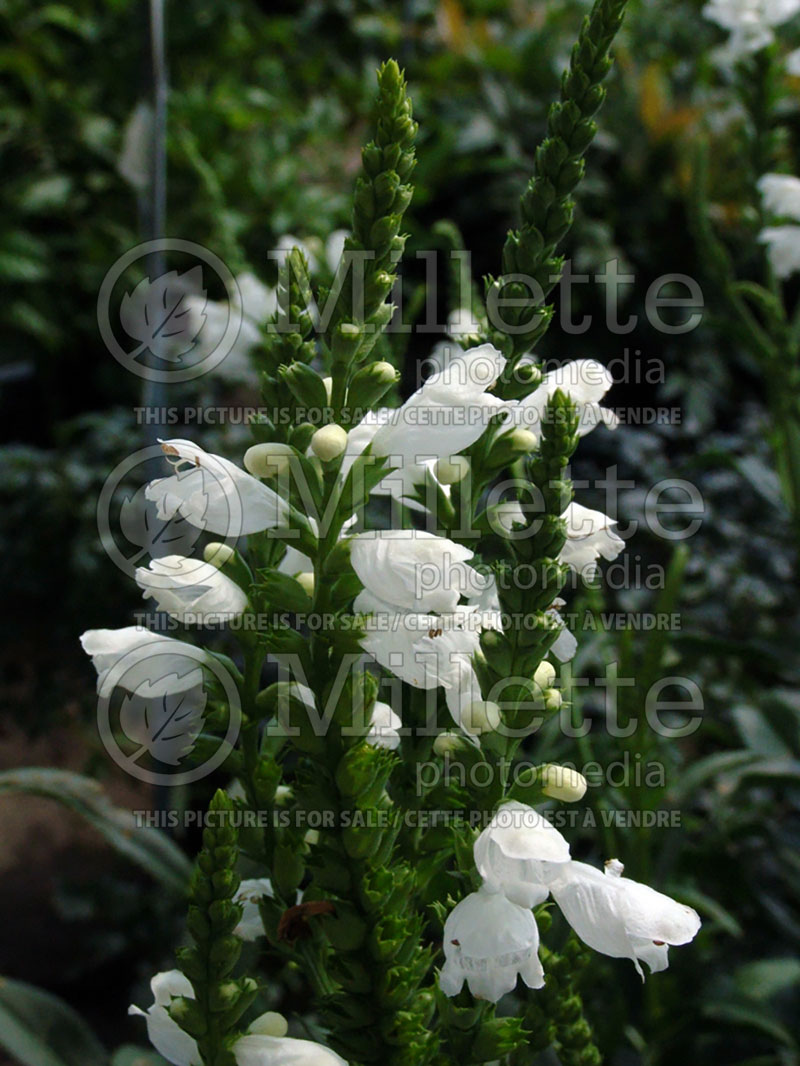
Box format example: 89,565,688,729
120,687,207,765
0,976,107,1066
119,266,206,362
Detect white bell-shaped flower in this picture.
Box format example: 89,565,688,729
366,699,403,749
80,627,204,698
128,970,201,1066
508,359,617,443
350,530,478,614
560,502,625,579
233,877,274,941
703,0,800,56
549,859,701,977
136,555,248,624
759,225,800,279
129,972,348,1066
439,886,545,1002
758,173,800,221
146,439,289,538
474,800,571,907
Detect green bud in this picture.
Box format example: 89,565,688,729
279,362,329,415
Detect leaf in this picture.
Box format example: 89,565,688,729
0,975,107,1066
119,266,206,362
118,483,203,556
120,687,207,766
735,958,800,1001
0,768,191,892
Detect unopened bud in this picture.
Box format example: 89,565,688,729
274,785,293,805
534,661,556,689
248,1011,289,1038
540,764,587,802
322,376,333,402
433,731,464,756
347,360,397,409
310,424,348,462
435,455,470,485
244,442,294,479
304,828,319,847
543,687,563,712
508,428,538,454
203,542,235,568
461,700,502,736
296,571,314,596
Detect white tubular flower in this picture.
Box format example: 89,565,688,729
510,359,617,442
128,970,201,1066
233,877,274,941
549,859,702,978
80,627,204,698
370,343,507,463
547,601,578,663
474,800,572,907
129,973,347,1066
758,173,800,220
439,887,545,1002
146,439,290,538
233,1034,347,1066
350,530,478,614
560,502,625,578
136,555,248,624
325,229,349,274
366,700,403,749
703,0,800,55
184,271,276,383
759,225,800,278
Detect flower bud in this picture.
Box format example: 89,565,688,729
244,442,294,479
274,785,293,805
485,427,538,469
433,731,464,756
248,1011,289,1038
508,428,538,454
540,764,587,802
461,700,502,736
435,455,470,485
534,660,556,689
322,375,333,402
203,542,236,568
543,687,563,713
297,571,315,597
310,424,348,462
347,360,397,409
304,828,319,847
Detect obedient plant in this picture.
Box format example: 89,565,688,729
81,1,704,1062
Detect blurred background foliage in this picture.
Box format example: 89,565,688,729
1,0,799,1064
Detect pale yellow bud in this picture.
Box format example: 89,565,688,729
297,571,315,596
435,455,470,485
461,700,502,736
433,731,463,756
508,428,538,454
248,1011,289,1038
534,661,556,689
203,542,235,568
244,442,294,479
310,424,348,462
274,785,293,805
543,687,563,713
304,828,319,846
540,764,587,802
322,376,333,403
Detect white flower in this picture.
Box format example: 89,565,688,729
439,887,545,1002
560,502,625,578
758,225,800,278
758,173,800,220
549,859,702,977
703,0,800,55
350,530,479,614
80,627,204,698
233,1034,347,1066
366,700,403,749
325,229,349,274
146,439,290,538
474,800,572,907
509,359,617,442
787,45,800,72
136,555,248,623
446,307,483,338
129,972,348,1066
128,970,201,1066
233,877,273,940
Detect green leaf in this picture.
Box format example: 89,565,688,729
0,976,107,1066
0,768,191,893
